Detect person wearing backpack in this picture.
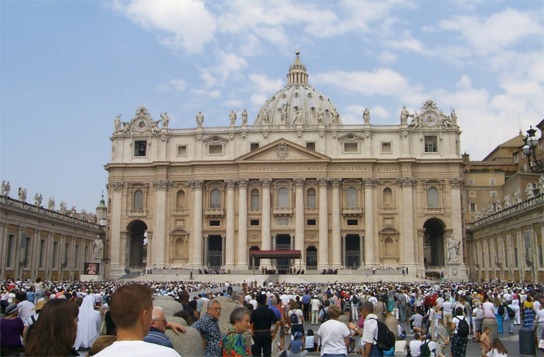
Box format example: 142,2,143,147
287,299,305,336
349,301,383,356
504,300,515,334
451,307,469,357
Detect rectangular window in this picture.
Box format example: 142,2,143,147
467,178,475,185
134,140,147,156
470,202,477,212
209,144,223,155
343,142,358,153
7,234,14,266
489,178,496,185
347,219,358,226
469,191,476,198
209,220,221,227
424,136,438,153
250,219,260,226
177,145,187,156
306,142,316,151
39,239,46,268
490,191,497,198
306,219,316,226
381,142,392,153
250,143,260,151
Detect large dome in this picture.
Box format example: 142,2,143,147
254,51,341,127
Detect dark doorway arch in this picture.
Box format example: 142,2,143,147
207,235,223,268
306,246,317,270
423,218,446,267
249,246,260,269
127,220,148,267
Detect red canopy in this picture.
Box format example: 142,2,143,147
249,250,302,259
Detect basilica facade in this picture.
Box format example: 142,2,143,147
105,53,468,280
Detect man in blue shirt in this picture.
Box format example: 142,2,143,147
144,306,174,348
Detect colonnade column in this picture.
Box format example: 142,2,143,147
331,179,342,268
449,179,464,256
294,178,305,267
109,182,124,278
399,177,415,267
225,180,236,268
153,180,169,268
318,178,329,270
237,179,249,270
364,179,376,267
261,179,272,268
191,180,203,268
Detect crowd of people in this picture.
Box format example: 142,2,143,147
0,276,543,356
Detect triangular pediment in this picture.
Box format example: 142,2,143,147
236,139,330,162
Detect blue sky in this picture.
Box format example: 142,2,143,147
1,0,543,213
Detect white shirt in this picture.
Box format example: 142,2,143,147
409,340,423,357
317,319,350,356
94,340,180,357
17,300,35,327
361,314,379,346
442,301,453,315
310,298,321,311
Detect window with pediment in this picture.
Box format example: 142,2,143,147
133,190,144,210
427,187,439,208
346,187,358,208
176,190,186,209
250,189,260,210
278,187,289,208
210,189,222,209
383,188,393,207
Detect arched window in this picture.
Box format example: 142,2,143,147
427,187,439,208
176,190,186,209
383,188,393,207
278,187,289,208
133,190,144,210
306,188,316,208
210,189,222,209
250,189,260,210
346,187,357,208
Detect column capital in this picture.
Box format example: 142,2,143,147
331,178,342,188
112,182,125,191
396,177,416,187
238,179,249,188
190,180,204,190
225,179,237,189
364,178,378,187
449,178,463,188
318,178,329,187
153,180,170,190
294,178,305,188
260,178,272,188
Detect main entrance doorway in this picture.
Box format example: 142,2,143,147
275,234,291,273
345,234,361,268
207,235,223,269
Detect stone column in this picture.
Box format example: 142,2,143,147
109,182,124,278
225,180,236,268
331,179,342,268
237,179,249,270
364,179,377,266
261,179,272,268
318,178,329,270
294,178,305,267
0,224,7,276
153,180,169,268
398,177,415,267
191,181,204,268
447,178,468,281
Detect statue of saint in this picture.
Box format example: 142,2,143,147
92,236,104,261
514,188,521,204
363,108,370,124
229,110,237,125
450,109,458,125
114,115,121,131
47,197,55,210
34,193,43,207
1,181,10,196
60,201,67,214
18,187,27,202
160,112,169,128
447,234,460,262
400,106,409,125
196,112,204,127
525,183,535,199
241,109,248,125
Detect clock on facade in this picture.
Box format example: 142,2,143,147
422,111,439,126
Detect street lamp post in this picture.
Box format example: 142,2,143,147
522,126,543,173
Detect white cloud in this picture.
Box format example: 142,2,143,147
313,68,415,96
440,8,542,56
378,51,398,64
114,0,217,54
